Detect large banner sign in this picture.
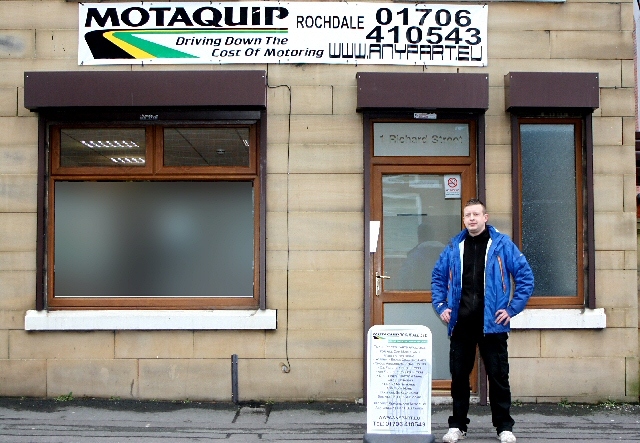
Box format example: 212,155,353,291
79,2,487,66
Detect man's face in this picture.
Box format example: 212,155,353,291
463,203,488,237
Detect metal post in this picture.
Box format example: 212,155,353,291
231,354,239,404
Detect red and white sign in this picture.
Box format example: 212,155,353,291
444,174,461,199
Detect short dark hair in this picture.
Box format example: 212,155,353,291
464,198,486,212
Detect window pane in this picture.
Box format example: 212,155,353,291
521,124,577,296
54,181,254,298
60,129,146,167
374,123,469,156
382,174,460,291
164,128,250,167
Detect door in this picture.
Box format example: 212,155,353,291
368,119,477,391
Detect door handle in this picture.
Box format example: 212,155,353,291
375,272,390,296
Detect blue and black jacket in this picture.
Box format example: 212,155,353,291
431,225,534,336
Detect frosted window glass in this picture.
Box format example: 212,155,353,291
520,124,577,296
54,181,254,298
374,123,469,156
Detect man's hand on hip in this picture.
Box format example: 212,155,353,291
495,309,511,325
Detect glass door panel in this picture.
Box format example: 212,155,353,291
384,302,451,379
382,174,461,292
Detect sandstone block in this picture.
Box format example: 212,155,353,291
289,115,362,145
551,31,633,60
288,250,363,271
0,174,37,212
0,270,35,311
193,330,266,359
0,87,17,116
266,211,288,251
288,174,363,212
139,358,229,401
332,86,357,115
0,213,36,251
266,143,289,174
239,358,363,401
594,212,636,250
47,359,138,398
35,29,77,59
0,359,46,397
9,330,114,359
510,357,625,399
288,269,363,310
291,86,332,115
600,88,635,117
594,269,637,307
0,30,35,59
541,328,637,358
289,144,363,174
593,174,623,212
115,331,194,359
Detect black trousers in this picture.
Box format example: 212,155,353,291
448,329,515,434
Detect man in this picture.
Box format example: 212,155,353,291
431,199,534,443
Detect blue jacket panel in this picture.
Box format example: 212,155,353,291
431,225,534,336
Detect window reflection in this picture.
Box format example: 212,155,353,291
164,128,250,167
60,129,146,167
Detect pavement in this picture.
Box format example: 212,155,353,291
0,398,639,442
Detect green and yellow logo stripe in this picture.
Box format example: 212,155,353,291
93,28,288,60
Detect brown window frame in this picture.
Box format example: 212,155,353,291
505,72,598,309
512,116,590,308
52,124,259,177
46,118,262,310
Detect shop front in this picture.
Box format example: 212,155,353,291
0,0,636,402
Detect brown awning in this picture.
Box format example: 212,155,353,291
356,72,489,111
505,72,599,110
24,70,267,110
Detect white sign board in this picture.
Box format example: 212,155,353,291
370,221,381,253
373,123,470,157
367,325,432,435
444,174,461,199
78,2,487,66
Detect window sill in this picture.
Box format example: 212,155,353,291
510,308,606,330
24,309,277,331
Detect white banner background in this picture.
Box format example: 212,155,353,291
79,2,487,66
